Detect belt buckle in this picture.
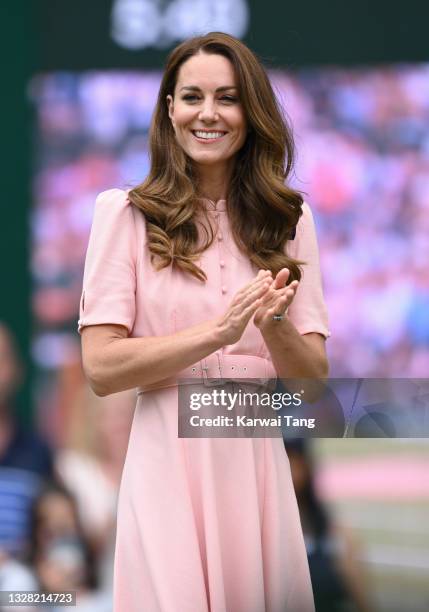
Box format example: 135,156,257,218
202,352,225,387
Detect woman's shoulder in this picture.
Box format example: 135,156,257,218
300,200,316,222
89,188,147,253
93,188,145,227
94,187,132,209
295,200,318,237
286,200,320,258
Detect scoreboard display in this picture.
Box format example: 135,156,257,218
38,0,429,70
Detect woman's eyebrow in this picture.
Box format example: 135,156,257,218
179,86,238,92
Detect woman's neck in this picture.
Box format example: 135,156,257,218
196,162,233,202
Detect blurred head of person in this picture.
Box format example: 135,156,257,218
28,482,97,591
128,31,304,284
36,537,89,592
30,483,79,546
0,323,24,411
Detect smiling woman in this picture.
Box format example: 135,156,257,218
166,53,247,174
129,31,306,284
79,31,329,612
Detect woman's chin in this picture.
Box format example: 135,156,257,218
189,152,232,168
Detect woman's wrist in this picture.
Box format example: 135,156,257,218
257,310,291,337
208,316,230,350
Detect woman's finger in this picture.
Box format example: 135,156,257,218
234,270,272,302
255,283,299,327
273,267,290,290
259,285,289,307
238,280,271,312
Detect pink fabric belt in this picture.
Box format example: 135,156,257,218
136,352,277,395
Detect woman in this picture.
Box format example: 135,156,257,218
78,32,330,612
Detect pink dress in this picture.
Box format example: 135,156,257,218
78,188,330,612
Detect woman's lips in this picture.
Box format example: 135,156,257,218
191,130,227,143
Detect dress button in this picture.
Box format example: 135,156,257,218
220,260,225,268
218,233,223,241
221,286,227,294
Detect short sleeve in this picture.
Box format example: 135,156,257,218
77,188,137,335
286,201,331,339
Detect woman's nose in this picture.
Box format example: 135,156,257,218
198,100,219,122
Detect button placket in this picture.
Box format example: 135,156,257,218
217,215,227,295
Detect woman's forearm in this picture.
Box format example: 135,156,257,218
84,318,223,396
84,270,273,397
261,316,329,380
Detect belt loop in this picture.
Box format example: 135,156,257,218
201,358,209,382
217,352,222,378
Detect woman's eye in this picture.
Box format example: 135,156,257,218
181,95,238,103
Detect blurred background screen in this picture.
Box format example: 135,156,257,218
37,0,428,68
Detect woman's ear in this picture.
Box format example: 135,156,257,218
166,95,175,126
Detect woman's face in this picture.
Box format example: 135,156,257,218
167,52,247,171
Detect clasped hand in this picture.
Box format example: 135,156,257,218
216,268,299,346
253,267,299,331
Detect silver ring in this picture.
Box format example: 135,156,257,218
272,314,284,321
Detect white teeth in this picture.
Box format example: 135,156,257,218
194,131,225,139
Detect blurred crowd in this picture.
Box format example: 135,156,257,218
0,323,135,611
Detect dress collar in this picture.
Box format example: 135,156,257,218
200,198,227,212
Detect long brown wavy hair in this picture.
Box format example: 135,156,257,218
128,32,305,283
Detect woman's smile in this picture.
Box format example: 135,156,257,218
191,129,228,143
